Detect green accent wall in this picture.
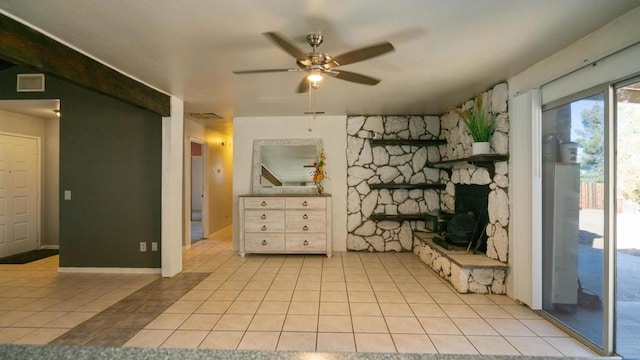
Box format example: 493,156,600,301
0,67,161,268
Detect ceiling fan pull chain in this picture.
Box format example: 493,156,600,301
307,82,314,131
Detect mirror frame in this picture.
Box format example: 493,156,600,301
252,138,323,194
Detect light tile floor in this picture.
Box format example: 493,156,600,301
0,226,598,356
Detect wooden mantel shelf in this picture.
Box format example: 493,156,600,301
370,139,446,146
427,154,509,176
369,183,445,190
370,214,427,222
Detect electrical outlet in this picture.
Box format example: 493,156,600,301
151,242,158,251
139,242,147,252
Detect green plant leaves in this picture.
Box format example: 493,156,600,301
453,96,495,142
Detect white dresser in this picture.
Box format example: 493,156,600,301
239,195,332,257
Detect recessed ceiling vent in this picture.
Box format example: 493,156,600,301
188,112,222,120
17,74,45,92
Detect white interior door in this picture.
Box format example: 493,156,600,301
0,134,38,258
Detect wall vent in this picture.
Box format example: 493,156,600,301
188,112,222,120
17,74,45,92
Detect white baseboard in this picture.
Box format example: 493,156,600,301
58,267,161,274
40,245,59,250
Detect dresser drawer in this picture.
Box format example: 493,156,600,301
243,197,285,209
285,210,326,232
244,233,285,252
286,233,326,252
285,197,326,209
239,195,331,257
244,210,284,232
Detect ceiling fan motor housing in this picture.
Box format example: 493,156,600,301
306,33,323,48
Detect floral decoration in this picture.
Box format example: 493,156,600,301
312,149,326,194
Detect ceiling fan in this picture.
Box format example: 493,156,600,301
233,32,394,93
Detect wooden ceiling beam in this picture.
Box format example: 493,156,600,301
0,13,170,116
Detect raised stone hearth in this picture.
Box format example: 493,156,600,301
414,232,507,294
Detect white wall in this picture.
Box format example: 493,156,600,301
509,7,640,98
161,96,184,277
0,109,59,246
233,115,348,252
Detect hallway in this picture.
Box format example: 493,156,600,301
0,227,596,355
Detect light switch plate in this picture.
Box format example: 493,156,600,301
64,190,71,200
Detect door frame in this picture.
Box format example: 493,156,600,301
184,137,208,248
611,75,640,356
0,131,41,253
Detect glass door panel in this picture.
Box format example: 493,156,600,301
615,80,640,358
542,92,605,348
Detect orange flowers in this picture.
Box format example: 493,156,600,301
312,150,326,193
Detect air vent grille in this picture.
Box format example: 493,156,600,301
17,74,45,92
188,112,222,120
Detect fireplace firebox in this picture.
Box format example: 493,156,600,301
425,184,490,252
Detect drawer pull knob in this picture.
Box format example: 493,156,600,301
261,214,266,219
303,240,309,246
302,201,308,206
261,201,267,206
261,225,267,231
261,240,267,246
302,214,308,219
303,225,308,231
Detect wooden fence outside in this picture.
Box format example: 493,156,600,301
580,182,604,209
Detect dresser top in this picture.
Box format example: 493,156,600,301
240,194,331,198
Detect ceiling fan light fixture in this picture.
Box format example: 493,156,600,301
307,69,323,83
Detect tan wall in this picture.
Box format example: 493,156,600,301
206,129,233,234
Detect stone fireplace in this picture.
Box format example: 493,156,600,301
345,82,510,294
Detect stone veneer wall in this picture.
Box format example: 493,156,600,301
346,82,510,263
346,115,445,252
439,82,510,262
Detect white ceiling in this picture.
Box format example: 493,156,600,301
0,0,638,135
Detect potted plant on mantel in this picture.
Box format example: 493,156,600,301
454,95,496,155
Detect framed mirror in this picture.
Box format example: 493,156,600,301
252,138,323,194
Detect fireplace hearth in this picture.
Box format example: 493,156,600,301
426,184,490,253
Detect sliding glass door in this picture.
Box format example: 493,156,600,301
541,91,606,349
614,78,640,359
539,76,640,357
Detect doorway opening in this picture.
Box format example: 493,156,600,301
0,99,60,261
190,141,206,243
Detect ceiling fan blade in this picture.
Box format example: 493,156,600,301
326,41,394,68
233,68,297,74
296,78,309,93
264,32,308,60
328,70,380,85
